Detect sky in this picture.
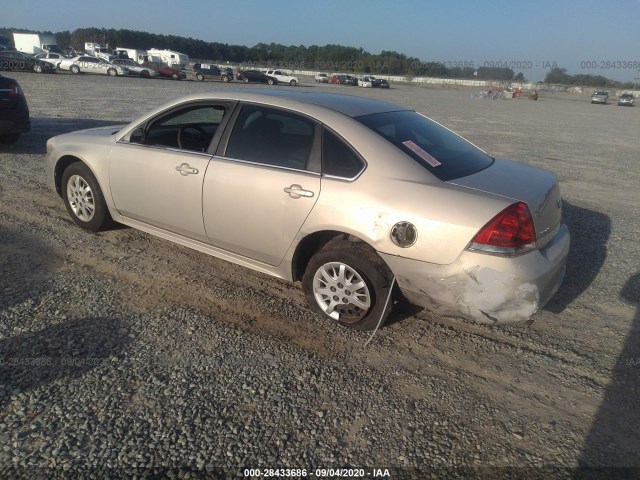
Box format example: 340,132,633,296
3,0,640,82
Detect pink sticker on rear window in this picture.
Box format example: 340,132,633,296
402,140,442,167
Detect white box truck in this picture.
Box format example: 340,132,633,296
84,43,113,61
13,33,61,54
113,47,149,65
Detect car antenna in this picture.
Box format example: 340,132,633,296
364,277,396,347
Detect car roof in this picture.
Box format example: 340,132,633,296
182,89,408,117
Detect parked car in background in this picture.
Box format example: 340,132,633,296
111,58,159,78
59,56,127,76
338,74,358,86
359,76,376,87
34,52,68,68
373,78,390,88
45,90,569,330
193,63,233,82
265,69,299,86
0,50,56,73
330,74,340,84
0,75,30,145
315,73,329,83
617,93,635,106
154,66,186,80
236,70,278,85
591,91,608,104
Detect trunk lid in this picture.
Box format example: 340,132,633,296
449,158,563,249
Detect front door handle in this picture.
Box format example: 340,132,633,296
283,184,314,199
176,163,199,176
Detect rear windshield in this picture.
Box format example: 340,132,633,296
356,110,494,181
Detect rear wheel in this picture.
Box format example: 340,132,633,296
70,65,80,74
290,79,298,86
107,68,117,76
222,75,230,83
61,162,112,232
171,73,179,80
140,70,150,78
196,72,205,81
267,78,274,85
243,77,249,84
302,239,394,330
33,63,43,73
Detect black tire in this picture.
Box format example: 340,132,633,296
290,79,297,86
70,65,80,74
171,73,179,80
222,75,230,83
196,72,205,81
302,239,394,330
107,68,117,77
140,70,151,78
33,63,43,73
0,134,20,146
267,78,274,85
243,77,249,84
61,162,112,232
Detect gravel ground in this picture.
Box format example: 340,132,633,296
1,72,639,478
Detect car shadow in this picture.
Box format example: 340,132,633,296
0,224,61,310
0,117,126,155
0,316,130,408
578,272,640,471
544,200,611,313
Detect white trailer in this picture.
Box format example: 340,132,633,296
113,47,149,65
13,33,60,54
146,48,189,69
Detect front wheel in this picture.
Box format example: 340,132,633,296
70,65,80,74
171,73,179,80
267,78,274,85
61,162,112,232
222,75,230,83
243,77,249,84
107,68,117,77
290,79,298,86
302,240,394,330
33,63,43,73
196,72,205,81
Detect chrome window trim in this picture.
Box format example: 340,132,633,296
213,155,322,176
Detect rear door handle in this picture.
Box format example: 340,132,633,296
176,163,199,176
284,184,314,199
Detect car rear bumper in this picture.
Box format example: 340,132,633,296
380,224,570,324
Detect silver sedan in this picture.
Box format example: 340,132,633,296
58,55,127,76
45,90,570,329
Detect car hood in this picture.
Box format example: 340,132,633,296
449,158,562,248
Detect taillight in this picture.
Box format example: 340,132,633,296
468,202,536,256
7,83,24,97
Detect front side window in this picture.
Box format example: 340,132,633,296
225,105,316,170
356,110,494,181
130,105,226,152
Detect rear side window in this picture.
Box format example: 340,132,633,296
322,129,365,179
356,110,494,181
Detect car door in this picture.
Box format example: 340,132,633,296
109,102,233,242
203,103,321,266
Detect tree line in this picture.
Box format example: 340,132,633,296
1,27,635,87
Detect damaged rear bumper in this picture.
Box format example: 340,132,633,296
380,224,570,324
